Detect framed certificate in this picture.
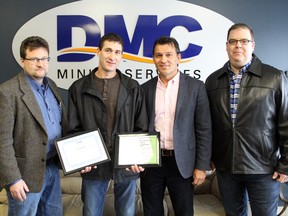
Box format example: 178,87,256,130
115,132,161,168
55,129,110,175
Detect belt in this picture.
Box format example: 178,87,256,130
161,149,174,157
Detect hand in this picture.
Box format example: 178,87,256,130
126,164,145,173
192,169,206,185
80,166,97,174
272,171,288,183
9,179,29,202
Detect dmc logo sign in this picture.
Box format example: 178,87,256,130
12,0,233,90
57,15,202,63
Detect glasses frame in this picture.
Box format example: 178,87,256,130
24,57,50,64
227,39,254,46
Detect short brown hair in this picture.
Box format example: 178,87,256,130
20,36,49,59
153,36,180,55
227,23,254,41
98,33,124,51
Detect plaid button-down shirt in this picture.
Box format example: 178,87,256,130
228,58,252,126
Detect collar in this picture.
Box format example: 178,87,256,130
217,54,262,79
23,71,49,92
227,56,253,76
157,70,180,86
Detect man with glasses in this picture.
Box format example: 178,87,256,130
0,36,68,215
206,23,288,216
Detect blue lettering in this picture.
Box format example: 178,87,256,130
57,15,202,61
57,15,101,62
158,16,202,58
105,15,160,57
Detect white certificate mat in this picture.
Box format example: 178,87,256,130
55,129,110,175
115,132,161,168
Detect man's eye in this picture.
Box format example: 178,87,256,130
228,39,237,45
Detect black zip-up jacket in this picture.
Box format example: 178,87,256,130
67,68,148,183
205,54,288,175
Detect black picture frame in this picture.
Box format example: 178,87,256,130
55,129,110,175
115,132,161,168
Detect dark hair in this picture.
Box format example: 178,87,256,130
98,33,124,51
227,23,254,41
153,36,180,55
20,36,49,59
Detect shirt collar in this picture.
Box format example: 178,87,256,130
227,56,253,76
157,70,180,86
24,71,49,92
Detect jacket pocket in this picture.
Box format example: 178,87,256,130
260,132,273,159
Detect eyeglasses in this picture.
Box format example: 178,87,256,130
227,39,253,45
24,57,50,64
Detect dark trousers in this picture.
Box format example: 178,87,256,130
140,155,194,216
217,170,280,216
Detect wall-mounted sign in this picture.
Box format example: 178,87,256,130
12,0,233,89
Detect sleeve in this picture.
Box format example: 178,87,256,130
194,81,212,171
0,88,22,186
66,84,83,135
276,71,288,174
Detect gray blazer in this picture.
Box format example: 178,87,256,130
0,71,67,192
142,72,212,178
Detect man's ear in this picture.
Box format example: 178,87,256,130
95,47,100,55
20,58,25,67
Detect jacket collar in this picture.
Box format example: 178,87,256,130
217,54,262,79
81,67,137,120
18,71,47,133
82,67,133,92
